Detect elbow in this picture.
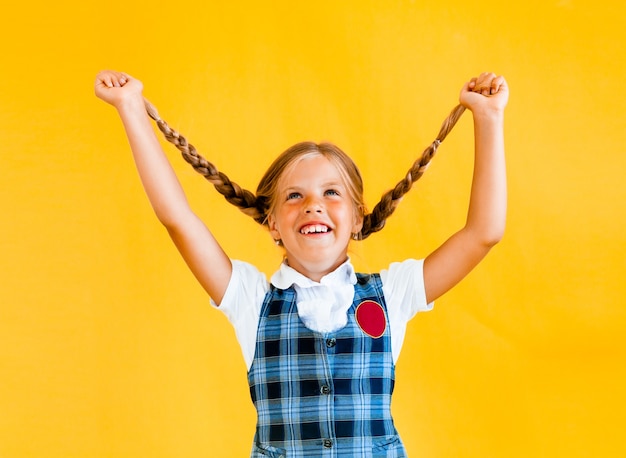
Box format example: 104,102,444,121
154,206,191,231
158,216,178,231
466,222,505,249
146,194,195,230
483,234,503,249
156,205,203,240
154,209,178,229
481,224,506,248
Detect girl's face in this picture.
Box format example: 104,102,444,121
268,154,363,282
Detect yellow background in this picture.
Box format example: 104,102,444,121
2,1,625,457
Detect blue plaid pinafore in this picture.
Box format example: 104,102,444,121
247,274,407,457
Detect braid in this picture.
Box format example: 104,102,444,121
360,104,466,239
143,98,465,237
143,99,268,224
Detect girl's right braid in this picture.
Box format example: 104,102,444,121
143,99,268,224
360,104,466,239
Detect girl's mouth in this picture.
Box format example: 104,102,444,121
300,224,330,235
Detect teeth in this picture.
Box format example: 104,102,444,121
301,224,329,234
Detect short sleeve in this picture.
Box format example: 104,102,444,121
380,259,433,362
210,260,269,369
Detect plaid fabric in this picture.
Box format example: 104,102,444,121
247,274,407,457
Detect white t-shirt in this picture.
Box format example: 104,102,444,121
211,258,433,370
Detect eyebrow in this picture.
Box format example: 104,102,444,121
282,180,345,192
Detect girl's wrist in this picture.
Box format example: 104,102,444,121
115,94,146,115
471,107,505,124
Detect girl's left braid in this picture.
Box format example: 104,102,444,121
143,99,268,224
360,104,466,239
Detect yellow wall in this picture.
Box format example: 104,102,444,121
2,1,625,456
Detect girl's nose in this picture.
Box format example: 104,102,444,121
304,197,323,213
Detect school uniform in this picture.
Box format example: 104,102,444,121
213,259,432,457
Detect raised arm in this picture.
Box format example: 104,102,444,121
423,72,508,303
94,71,232,304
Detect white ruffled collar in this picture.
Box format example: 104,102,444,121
269,259,358,334
270,258,357,289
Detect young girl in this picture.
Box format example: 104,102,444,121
95,70,507,457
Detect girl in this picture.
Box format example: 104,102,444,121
95,70,507,457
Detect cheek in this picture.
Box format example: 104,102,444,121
269,206,294,232
332,203,359,228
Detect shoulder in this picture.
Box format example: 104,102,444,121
379,259,425,287
380,259,433,316
355,259,426,296
231,259,270,282
228,260,270,297
211,260,270,316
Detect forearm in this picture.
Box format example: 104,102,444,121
116,96,193,227
422,73,508,302
465,109,507,246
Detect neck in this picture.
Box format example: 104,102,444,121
285,256,349,283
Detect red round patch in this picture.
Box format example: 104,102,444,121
355,300,386,338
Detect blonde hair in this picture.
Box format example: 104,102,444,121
144,100,465,240
256,142,366,225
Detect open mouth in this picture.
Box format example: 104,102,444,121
300,224,331,235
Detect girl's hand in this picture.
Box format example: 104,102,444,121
459,72,508,115
94,70,143,109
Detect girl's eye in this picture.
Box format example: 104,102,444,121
325,189,340,196
287,192,302,200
